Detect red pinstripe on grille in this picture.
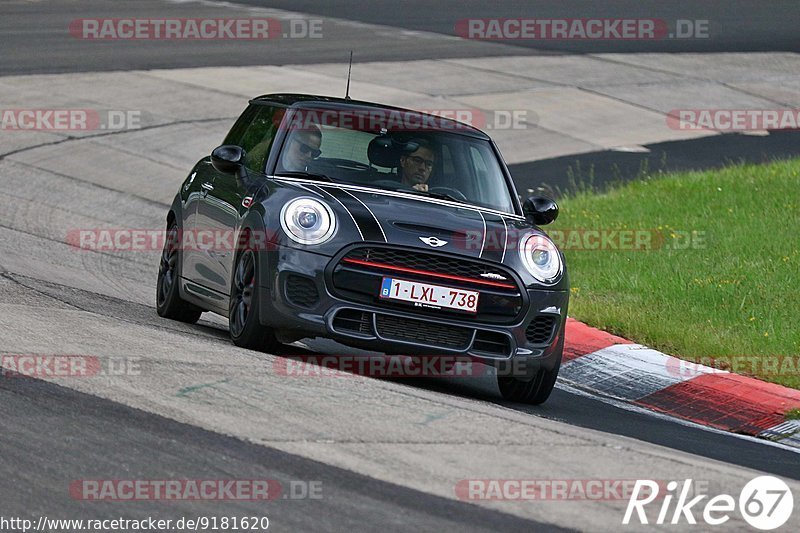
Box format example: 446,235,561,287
341,257,516,290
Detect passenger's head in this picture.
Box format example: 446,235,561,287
281,125,322,171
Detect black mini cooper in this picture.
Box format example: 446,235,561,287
157,94,568,403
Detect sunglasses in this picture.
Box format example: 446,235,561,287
293,138,322,158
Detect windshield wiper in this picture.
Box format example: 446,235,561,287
274,171,336,183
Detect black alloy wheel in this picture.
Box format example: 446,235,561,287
156,222,203,323
229,243,279,352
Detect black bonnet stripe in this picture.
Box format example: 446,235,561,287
479,212,507,263
318,186,386,242
304,184,364,240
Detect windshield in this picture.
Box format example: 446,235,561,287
273,107,517,214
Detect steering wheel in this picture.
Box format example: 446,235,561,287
428,186,467,201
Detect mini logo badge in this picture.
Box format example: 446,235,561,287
419,236,447,248
242,196,253,208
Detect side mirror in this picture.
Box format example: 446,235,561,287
211,145,246,174
523,196,559,225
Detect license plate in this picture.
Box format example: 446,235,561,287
379,277,479,313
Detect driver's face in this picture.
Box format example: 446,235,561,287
399,146,434,186
283,131,321,170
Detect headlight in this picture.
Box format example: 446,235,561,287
518,233,562,284
280,197,336,245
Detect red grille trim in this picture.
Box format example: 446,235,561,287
341,257,517,290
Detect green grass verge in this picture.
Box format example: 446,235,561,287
552,158,800,389
786,409,800,421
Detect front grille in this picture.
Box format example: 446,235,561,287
285,274,319,308
473,331,512,356
526,315,557,345
331,246,524,324
342,247,517,291
332,309,374,335
375,314,472,349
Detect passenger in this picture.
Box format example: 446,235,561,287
279,125,322,171
398,138,435,192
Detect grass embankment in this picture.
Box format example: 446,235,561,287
552,159,799,389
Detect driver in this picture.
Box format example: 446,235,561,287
398,138,435,192
279,124,322,171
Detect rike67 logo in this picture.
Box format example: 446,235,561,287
623,476,794,529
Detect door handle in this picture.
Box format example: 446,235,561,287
201,182,214,191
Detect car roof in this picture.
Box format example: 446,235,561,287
250,93,490,139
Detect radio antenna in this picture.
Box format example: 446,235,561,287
345,51,353,100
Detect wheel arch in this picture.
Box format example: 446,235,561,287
238,207,278,327
238,208,273,284
166,193,182,229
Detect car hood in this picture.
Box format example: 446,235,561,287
306,183,532,261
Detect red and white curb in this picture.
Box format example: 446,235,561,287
561,319,800,449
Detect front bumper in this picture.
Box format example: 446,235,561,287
258,244,568,371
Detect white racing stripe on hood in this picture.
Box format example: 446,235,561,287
341,188,387,242
304,183,365,241
271,176,524,220
477,210,486,258
500,215,509,263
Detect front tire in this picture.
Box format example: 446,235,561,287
156,222,203,323
497,335,564,405
497,366,559,404
229,246,279,352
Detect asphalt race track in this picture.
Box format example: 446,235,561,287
1,1,799,531
3,0,798,74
